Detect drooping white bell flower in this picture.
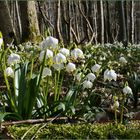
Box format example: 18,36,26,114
66,62,76,73
53,63,64,71
104,69,117,81
71,48,84,59
7,53,20,65
104,69,109,81
39,49,53,61
5,67,14,77
91,64,101,73
119,56,127,64
53,53,66,64
60,48,70,57
83,80,93,89
42,67,52,78
40,36,58,50
112,100,119,109
123,86,132,95
0,38,3,49
85,73,96,82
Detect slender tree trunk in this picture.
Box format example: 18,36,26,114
117,0,127,46
56,0,63,43
100,0,104,44
106,1,113,43
130,0,135,44
94,2,98,44
0,1,17,45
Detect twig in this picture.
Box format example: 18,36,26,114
21,124,40,140
2,117,67,126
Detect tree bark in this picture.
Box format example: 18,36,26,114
100,0,104,44
56,0,63,43
19,1,40,42
117,0,128,46
130,1,135,44
0,1,17,46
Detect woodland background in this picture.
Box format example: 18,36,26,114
0,0,139,46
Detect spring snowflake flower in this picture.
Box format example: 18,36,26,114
66,62,76,73
83,80,93,89
42,67,52,78
5,67,14,77
104,69,117,81
60,48,70,57
53,53,66,64
112,100,119,109
91,64,101,73
39,49,53,61
123,86,132,95
71,48,84,59
0,38,3,49
40,36,58,50
53,63,64,71
7,53,20,65
119,56,127,64
85,73,96,82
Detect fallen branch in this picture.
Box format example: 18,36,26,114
2,117,84,126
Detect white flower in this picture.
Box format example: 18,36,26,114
39,49,53,61
91,64,101,73
123,86,132,95
0,38,3,49
7,53,20,65
60,48,70,56
83,80,93,89
85,73,96,82
104,69,117,81
75,72,82,82
66,62,76,73
71,48,84,59
53,63,64,71
112,100,119,109
40,36,58,50
42,67,52,77
119,57,127,64
5,67,14,77
53,53,66,64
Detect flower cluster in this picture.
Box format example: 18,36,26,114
82,63,101,89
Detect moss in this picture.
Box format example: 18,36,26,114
7,121,140,139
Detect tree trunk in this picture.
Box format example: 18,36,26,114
100,0,104,44
56,0,63,43
19,1,40,42
106,1,113,43
130,1,135,43
117,0,127,46
0,1,17,46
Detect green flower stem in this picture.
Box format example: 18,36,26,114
37,51,46,89
54,71,60,102
30,57,34,79
120,94,126,124
54,72,57,102
57,73,64,101
115,107,118,124
43,76,50,120
2,53,17,113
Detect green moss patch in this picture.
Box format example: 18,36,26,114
7,121,140,139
